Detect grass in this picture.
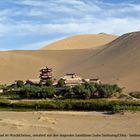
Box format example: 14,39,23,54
0,98,140,113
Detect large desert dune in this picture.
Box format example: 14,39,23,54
41,33,117,50
0,32,140,92
76,31,140,92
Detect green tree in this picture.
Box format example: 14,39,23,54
41,86,56,98
73,85,85,97
97,84,121,98
73,85,91,99
84,82,97,94
45,79,53,86
63,86,74,99
20,85,56,99
57,79,65,87
83,89,91,99
20,85,41,98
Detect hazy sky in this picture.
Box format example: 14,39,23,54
0,0,140,50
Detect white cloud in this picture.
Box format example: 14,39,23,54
15,0,87,8
13,0,101,16
56,0,85,5
0,0,140,50
1,16,140,36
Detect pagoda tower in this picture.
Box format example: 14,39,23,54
40,66,53,85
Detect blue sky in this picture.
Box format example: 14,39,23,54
0,0,140,50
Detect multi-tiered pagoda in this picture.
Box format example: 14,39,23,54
40,66,52,85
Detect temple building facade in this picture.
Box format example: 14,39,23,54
40,66,53,85
24,66,101,86
60,73,84,86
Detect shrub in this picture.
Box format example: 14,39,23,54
0,99,140,112
45,79,53,86
84,82,97,94
64,87,74,99
41,86,56,98
20,85,56,99
73,85,85,98
111,105,121,114
0,84,5,89
83,89,91,99
97,84,121,98
2,80,122,100
57,79,65,87
0,98,11,107
57,83,122,99
16,80,24,88
112,84,122,93
129,91,140,99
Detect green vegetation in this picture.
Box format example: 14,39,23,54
0,84,7,90
0,98,140,113
0,81,139,113
96,84,122,98
0,82,122,100
16,80,24,88
20,85,56,99
0,85,4,89
129,91,140,99
57,79,65,87
45,79,53,86
57,83,122,99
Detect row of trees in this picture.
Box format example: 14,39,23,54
10,82,122,99
19,86,56,99
1,78,122,99
58,82,122,99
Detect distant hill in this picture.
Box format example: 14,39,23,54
41,33,118,50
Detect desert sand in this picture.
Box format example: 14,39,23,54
0,49,97,83
41,33,117,50
0,111,139,140
0,32,140,92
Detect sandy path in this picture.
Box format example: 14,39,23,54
0,111,139,140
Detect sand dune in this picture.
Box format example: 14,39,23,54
41,33,117,50
76,31,140,91
0,49,99,84
0,31,140,92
